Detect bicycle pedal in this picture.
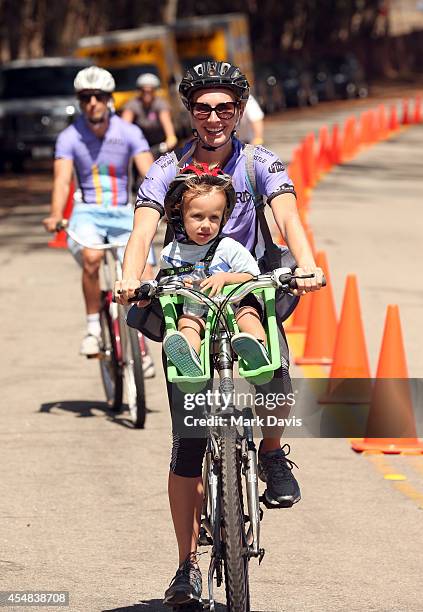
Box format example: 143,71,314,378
259,493,294,509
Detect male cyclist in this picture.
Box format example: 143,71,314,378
122,73,178,154
115,62,323,608
43,66,155,359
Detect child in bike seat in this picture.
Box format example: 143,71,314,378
160,162,271,377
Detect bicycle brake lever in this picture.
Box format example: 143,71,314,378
128,280,158,303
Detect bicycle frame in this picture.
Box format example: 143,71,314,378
201,313,264,611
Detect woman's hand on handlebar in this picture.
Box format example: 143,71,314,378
293,266,324,295
114,279,144,305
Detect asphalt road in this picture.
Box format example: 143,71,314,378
1,93,422,612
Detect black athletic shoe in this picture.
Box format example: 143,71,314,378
258,443,301,507
163,553,202,608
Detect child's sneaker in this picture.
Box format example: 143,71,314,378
231,332,270,370
163,331,203,377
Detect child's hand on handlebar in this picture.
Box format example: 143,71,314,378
200,272,230,297
293,266,324,295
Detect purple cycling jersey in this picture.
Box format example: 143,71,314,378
55,113,150,206
136,137,295,252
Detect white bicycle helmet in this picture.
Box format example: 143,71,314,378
136,73,161,89
74,66,115,93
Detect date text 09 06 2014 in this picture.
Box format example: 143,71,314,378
0,592,69,607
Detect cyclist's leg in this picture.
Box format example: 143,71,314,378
163,350,209,564
254,324,301,505
68,205,105,353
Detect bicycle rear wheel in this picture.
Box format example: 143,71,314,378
99,299,123,411
221,426,250,612
123,323,147,429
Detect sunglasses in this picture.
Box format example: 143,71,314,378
191,101,238,120
78,92,110,104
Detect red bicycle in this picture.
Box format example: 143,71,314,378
58,221,147,428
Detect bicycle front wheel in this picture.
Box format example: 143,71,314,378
123,324,147,429
221,426,250,612
99,302,123,412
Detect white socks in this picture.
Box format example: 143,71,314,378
87,313,101,338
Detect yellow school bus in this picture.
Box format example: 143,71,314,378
173,13,254,86
75,26,189,134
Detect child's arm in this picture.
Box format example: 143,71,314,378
200,272,254,297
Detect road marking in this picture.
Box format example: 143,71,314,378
367,455,423,509
384,474,407,481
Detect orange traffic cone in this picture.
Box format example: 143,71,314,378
351,306,423,453
295,251,337,365
413,95,422,124
330,124,342,165
319,275,372,403
289,151,309,212
359,111,369,146
401,98,410,125
342,116,358,161
48,181,75,249
302,132,316,188
285,292,312,334
388,105,399,131
316,124,331,177
377,104,388,140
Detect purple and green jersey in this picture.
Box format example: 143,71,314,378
55,114,150,206
136,138,296,252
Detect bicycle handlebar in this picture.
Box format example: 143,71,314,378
127,268,326,305
55,220,128,250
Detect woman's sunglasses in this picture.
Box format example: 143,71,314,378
78,92,110,104
191,101,238,120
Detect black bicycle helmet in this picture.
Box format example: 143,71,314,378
164,164,236,243
179,61,250,110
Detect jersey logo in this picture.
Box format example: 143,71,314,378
235,191,254,205
268,161,285,173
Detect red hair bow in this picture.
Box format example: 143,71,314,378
183,162,222,176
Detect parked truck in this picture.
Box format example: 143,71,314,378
0,57,90,171
172,13,254,86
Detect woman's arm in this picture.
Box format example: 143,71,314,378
270,193,315,267
269,192,322,293
115,207,161,303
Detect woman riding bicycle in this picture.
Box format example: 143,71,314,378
115,61,323,608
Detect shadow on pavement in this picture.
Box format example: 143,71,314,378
39,400,139,428
102,600,229,611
